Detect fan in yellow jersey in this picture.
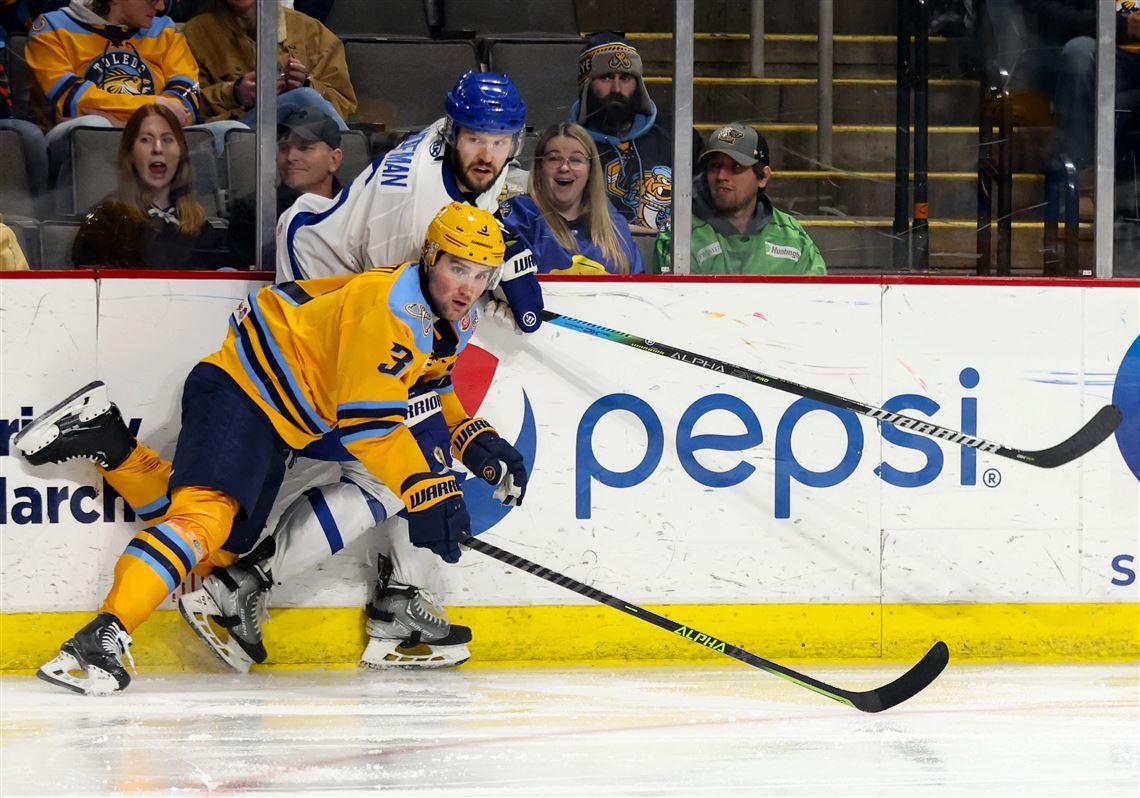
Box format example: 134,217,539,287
13,203,529,696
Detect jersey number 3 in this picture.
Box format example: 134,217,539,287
378,343,414,376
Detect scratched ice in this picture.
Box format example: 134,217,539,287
1,662,1137,796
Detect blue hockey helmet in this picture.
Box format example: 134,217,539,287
444,71,527,154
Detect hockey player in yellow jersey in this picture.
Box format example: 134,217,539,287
14,203,529,695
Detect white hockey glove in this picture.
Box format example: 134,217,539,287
483,292,520,332
491,467,525,507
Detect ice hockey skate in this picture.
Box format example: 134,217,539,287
179,564,273,673
13,381,134,468
37,612,135,696
361,555,472,669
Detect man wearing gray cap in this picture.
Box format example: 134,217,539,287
227,107,344,266
653,122,825,275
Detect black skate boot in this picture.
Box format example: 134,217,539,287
37,612,135,695
14,381,135,468
360,554,472,669
179,563,273,673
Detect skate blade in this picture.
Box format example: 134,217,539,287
178,589,254,674
13,381,110,457
360,638,471,670
36,651,123,696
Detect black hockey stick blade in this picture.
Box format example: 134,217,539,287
1011,403,1123,468
539,309,1123,470
461,533,948,713
839,640,949,713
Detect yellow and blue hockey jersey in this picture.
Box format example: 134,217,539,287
202,263,478,500
26,6,199,125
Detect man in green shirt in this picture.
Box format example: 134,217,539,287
653,122,826,275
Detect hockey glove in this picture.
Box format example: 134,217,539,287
400,473,469,563
451,417,528,506
494,242,543,333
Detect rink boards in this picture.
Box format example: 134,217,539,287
1,273,1137,668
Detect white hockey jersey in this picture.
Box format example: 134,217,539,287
276,118,511,281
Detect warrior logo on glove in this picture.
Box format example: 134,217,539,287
451,417,528,507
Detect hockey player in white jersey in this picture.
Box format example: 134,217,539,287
280,70,525,282
179,73,539,672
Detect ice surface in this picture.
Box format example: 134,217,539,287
1,662,1137,796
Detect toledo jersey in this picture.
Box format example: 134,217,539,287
500,194,643,275
277,118,510,281
202,263,477,498
25,8,200,125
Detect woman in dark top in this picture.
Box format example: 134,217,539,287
72,103,225,269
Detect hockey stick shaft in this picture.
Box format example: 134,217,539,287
461,533,948,713
539,310,1122,469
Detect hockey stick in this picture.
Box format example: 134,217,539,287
461,533,948,713
540,310,1122,469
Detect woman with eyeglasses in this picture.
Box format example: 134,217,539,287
500,123,642,276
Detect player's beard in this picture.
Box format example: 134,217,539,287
451,148,502,195
585,91,637,134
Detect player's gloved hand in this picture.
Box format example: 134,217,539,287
451,417,528,507
400,473,469,563
482,294,519,331
494,244,543,333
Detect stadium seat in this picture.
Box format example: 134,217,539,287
68,127,221,219
323,0,432,37
485,39,584,132
6,218,39,268
632,232,657,270
442,0,579,38
341,38,479,131
38,221,79,269
0,129,37,219
223,128,372,206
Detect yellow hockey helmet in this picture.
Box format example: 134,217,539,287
421,202,506,288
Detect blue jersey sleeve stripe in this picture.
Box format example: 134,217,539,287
168,90,197,121
272,282,314,306
64,81,91,118
337,400,407,414
338,423,402,445
47,73,77,103
336,408,406,421
246,302,328,436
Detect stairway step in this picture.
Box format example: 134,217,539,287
693,123,1051,172
633,33,974,80
647,76,981,125
575,0,906,36
797,218,1092,273
765,170,1046,219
